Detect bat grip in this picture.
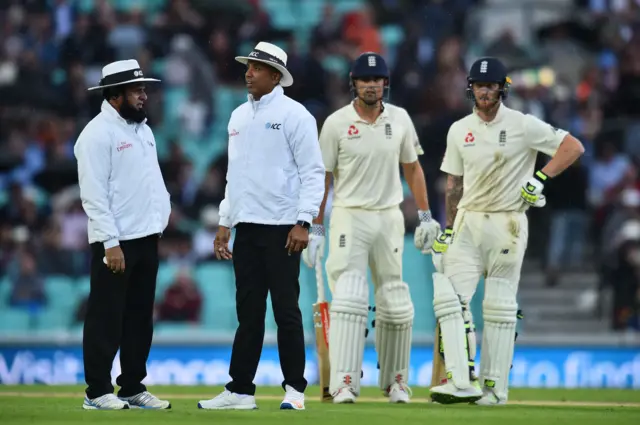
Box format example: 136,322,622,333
315,249,325,303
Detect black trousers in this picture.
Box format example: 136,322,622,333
83,234,159,399
225,223,307,395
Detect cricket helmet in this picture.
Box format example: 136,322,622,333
466,57,511,101
349,52,390,101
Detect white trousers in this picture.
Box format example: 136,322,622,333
444,210,529,301
325,206,405,292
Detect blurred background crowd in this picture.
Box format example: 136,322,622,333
0,0,639,339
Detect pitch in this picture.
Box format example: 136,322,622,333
1,385,639,425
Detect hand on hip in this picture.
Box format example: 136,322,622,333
520,176,547,207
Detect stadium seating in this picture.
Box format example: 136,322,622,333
0,235,497,337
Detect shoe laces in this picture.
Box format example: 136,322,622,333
215,390,232,400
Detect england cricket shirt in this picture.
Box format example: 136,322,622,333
440,104,568,212
319,102,423,210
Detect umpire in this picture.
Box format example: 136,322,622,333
75,59,171,410
198,42,325,411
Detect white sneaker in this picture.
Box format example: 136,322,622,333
119,391,171,409
280,385,305,410
430,381,482,404
388,382,412,403
332,387,357,404
474,386,507,406
197,390,258,410
82,393,130,410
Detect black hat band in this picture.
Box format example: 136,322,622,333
99,68,146,87
245,49,285,68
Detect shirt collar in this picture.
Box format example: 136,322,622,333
474,102,506,126
349,100,389,124
101,100,147,128
248,85,284,111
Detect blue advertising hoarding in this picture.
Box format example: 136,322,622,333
1,345,639,388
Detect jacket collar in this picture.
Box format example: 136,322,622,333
101,100,147,128
248,85,283,111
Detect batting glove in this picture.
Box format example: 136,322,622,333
414,210,441,254
431,228,453,274
520,171,548,207
302,224,325,268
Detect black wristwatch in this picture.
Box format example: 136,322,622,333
297,220,311,229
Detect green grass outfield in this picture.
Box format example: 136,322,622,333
1,385,639,425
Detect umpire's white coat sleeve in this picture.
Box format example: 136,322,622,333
290,112,326,223
75,130,120,249
218,183,231,228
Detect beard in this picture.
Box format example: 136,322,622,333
120,100,147,123
358,91,381,107
476,94,500,111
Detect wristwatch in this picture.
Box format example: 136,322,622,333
297,220,311,229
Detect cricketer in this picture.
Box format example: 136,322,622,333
429,57,585,405
302,52,440,404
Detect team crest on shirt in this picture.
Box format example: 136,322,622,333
347,125,361,139
385,123,392,139
499,130,507,146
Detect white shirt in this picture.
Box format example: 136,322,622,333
219,85,325,228
74,101,171,248
319,102,423,210
441,104,568,213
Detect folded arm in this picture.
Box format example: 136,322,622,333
540,134,585,178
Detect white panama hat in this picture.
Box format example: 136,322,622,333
87,59,160,91
235,41,293,87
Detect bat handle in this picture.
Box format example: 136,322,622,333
315,249,325,303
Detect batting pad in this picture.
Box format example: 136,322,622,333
329,270,369,396
375,281,414,392
481,277,518,401
432,272,471,389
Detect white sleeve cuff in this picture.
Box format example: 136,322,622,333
297,212,313,224
103,239,120,249
218,216,232,228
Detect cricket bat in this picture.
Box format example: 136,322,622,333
430,322,447,388
312,251,332,402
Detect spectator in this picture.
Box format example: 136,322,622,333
8,249,46,310
610,220,640,330
157,268,202,323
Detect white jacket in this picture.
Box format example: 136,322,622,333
219,85,325,228
74,101,171,248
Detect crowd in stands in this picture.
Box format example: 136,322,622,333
0,0,639,332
